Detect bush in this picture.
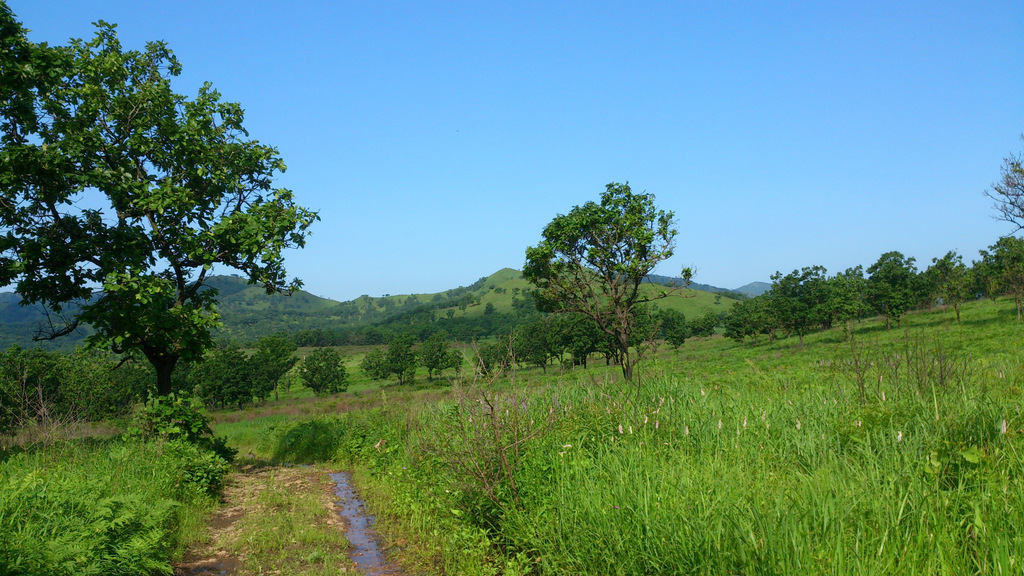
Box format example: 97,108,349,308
130,393,237,462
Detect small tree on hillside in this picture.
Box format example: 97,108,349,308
657,308,688,349
386,333,418,384
820,267,870,339
927,251,972,324
192,344,252,410
300,348,346,395
251,335,298,402
524,183,690,382
767,266,828,347
419,332,459,380
867,252,918,329
978,237,1024,321
361,349,390,381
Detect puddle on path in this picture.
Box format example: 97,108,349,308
330,471,400,575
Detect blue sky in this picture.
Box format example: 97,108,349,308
9,1,1024,300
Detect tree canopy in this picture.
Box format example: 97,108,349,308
867,251,918,329
523,182,687,381
0,11,317,395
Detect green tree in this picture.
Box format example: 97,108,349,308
552,313,602,369
191,344,252,410
927,251,973,324
361,349,390,381
867,251,918,329
688,311,721,338
723,297,774,344
820,267,869,339
386,333,418,385
978,237,1024,321
419,331,459,380
475,337,512,375
524,182,689,382
300,348,346,395
767,266,828,347
251,335,298,402
0,13,317,396
513,317,559,372
656,308,688,349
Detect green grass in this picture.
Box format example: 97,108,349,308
214,297,1024,575
226,466,352,576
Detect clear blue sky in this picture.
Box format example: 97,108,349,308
9,1,1024,300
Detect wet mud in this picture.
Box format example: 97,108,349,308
330,471,401,575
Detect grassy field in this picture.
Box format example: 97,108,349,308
209,297,1024,575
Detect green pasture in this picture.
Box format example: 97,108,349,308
215,296,1024,575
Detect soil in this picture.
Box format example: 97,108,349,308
173,461,392,576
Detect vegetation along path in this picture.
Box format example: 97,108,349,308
175,462,401,576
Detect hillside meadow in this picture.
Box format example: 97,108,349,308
206,297,1023,575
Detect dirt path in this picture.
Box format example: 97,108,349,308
174,462,394,576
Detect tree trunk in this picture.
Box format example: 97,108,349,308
145,349,180,396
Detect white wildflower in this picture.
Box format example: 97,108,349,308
796,418,802,430
618,424,624,434
896,430,903,442
1001,420,1007,435
718,419,723,430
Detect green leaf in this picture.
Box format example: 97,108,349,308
959,446,981,464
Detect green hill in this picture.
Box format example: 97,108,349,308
0,269,745,347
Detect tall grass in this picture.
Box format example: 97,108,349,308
229,299,1024,575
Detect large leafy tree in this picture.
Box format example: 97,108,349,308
0,12,317,395
523,182,687,382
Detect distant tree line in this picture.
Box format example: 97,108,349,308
721,239,1024,346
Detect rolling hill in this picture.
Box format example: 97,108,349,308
0,269,762,347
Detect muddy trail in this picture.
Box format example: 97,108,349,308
174,462,403,576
